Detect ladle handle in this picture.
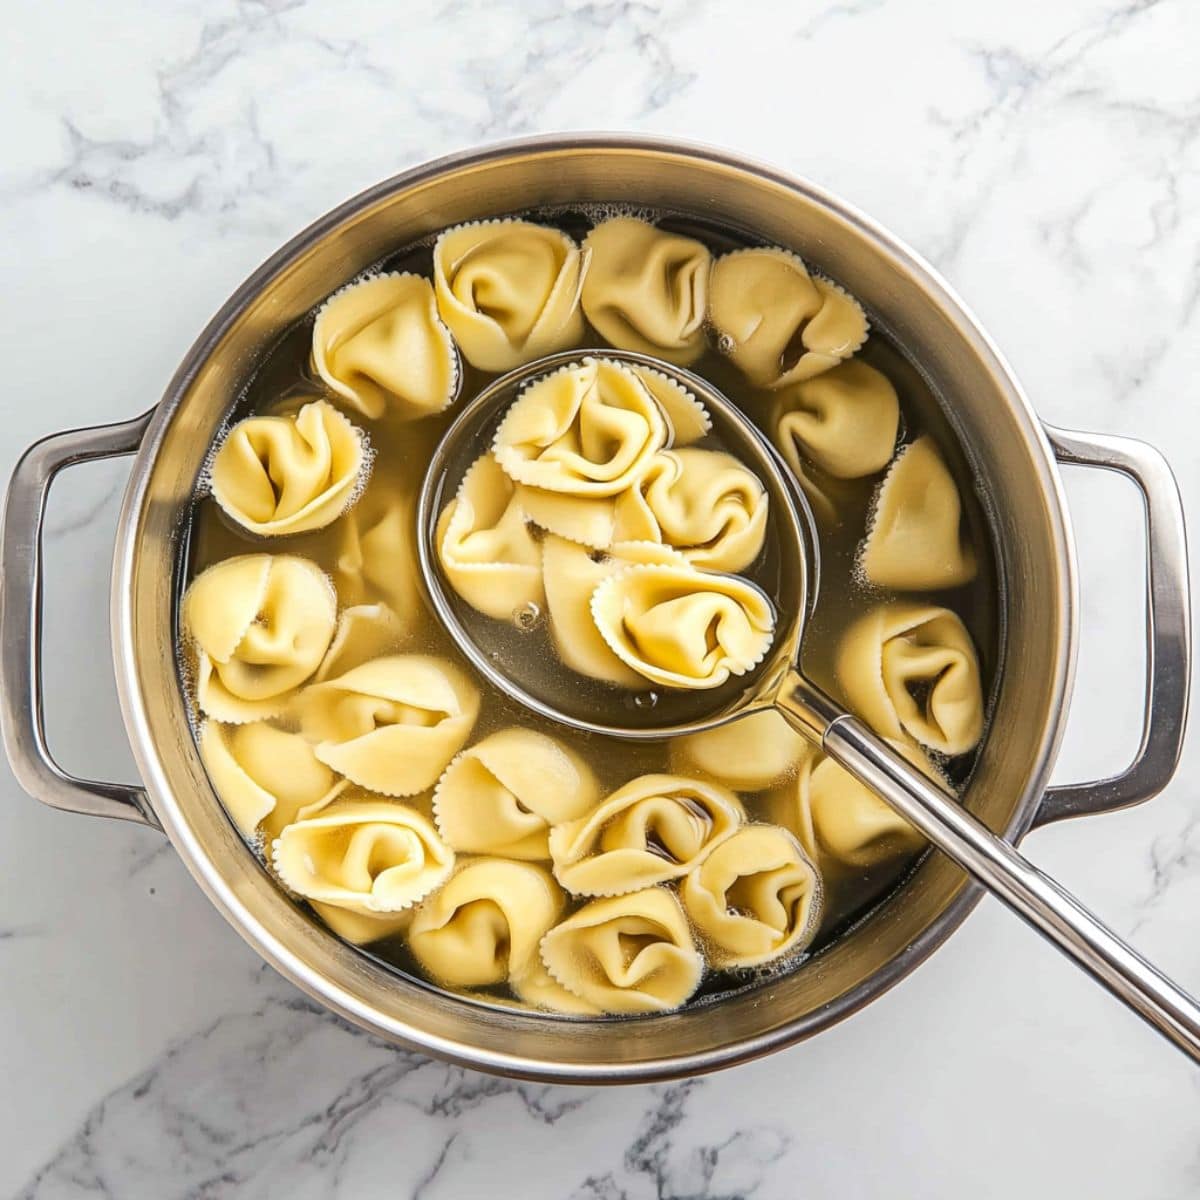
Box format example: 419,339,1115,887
776,680,1200,1064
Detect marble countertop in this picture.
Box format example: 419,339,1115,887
4,1,1199,1196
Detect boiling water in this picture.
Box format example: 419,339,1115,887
179,206,999,1015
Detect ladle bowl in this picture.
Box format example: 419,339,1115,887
417,348,1200,1063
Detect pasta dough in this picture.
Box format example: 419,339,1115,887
613,448,768,572
670,709,811,792
511,960,603,1015
859,436,978,590
836,604,984,756
681,824,822,968
773,360,899,480
312,273,458,420
409,858,564,987
708,248,868,388
434,727,600,859
272,797,454,914
209,399,366,537
541,536,687,687
183,554,336,722
591,562,776,690
805,745,927,868
433,220,586,371
316,603,407,682
580,217,711,364
539,887,703,1014
494,357,667,497
298,654,481,795
436,452,544,620
310,901,413,946
549,773,743,896
334,485,422,635
199,720,338,838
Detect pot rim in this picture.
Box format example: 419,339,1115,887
110,132,1079,1082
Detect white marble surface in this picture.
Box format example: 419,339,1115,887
3,1,1200,1196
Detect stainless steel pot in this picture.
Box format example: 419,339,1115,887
1,135,1189,1083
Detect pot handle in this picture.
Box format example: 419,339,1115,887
1033,425,1191,828
0,413,160,829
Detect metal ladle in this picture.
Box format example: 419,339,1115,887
416,349,1200,1061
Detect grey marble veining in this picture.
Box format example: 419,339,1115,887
4,1,1200,1196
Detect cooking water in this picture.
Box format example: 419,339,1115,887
179,204,998,1015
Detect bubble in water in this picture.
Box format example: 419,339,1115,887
716,332,735,355
512,601,542,632
632,691,660,710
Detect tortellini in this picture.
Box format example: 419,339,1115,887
272,796,454,914
613,448,768,572
436,452,544,621
772,360,899,480
493,357,667,497
591,562,776,690
433,219,586,371
409,858,563,988
312,273,458,420
434,727,600,859
186,211,996,1021
310,901,413,947
549,773,743,896
199,720,337,839
539,887,703,1014
511,960,603,1016
509,369,712,550
836,604,984,756
670,709,811,792
859,436,978,590
209,399,367,537
298,655,481,796
805,747,928,869
681,825,822,968
580,217,711,364
317,603,407,681
708,248,868,388
334,485,422,636
183,554,336,722
540,536,687,687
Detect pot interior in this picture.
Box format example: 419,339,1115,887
115,139,1073,1080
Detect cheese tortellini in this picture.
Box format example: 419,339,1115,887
433,727,600,859
312,273,458,420
708,248,868,388
860,436,978,590
186,210,995,1022
613,448,768,571
591,562,776,690
549,773,743,896
670,709,811,792
273,796,454,914
409,858,564,988
199,720,337,839
493,357,667,497
836,604,984,756
436,452,544,621
298,655,481,796
772,360,899,480
539,887,703,1014
434,219,586,371
581,217,712,364
209,399,367,537
316,603,407,682
805,747,928,868
681,825,822,968
540,536,687,687
183,554,336,722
